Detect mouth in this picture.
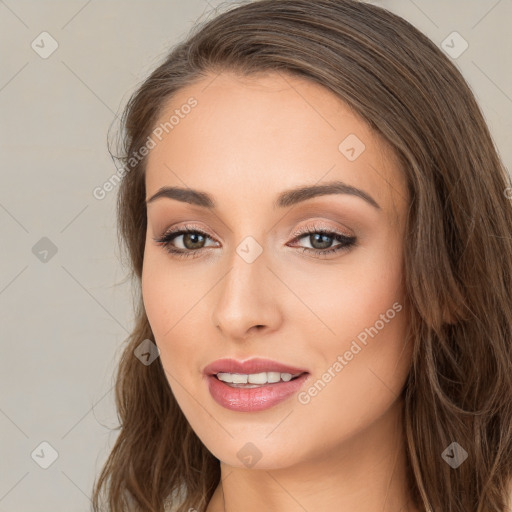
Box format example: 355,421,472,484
206,370,311,412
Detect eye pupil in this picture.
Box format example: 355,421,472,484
184,233,205,249
310,233,332,250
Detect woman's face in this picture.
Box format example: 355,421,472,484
142,70,411,469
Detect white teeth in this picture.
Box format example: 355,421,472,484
216,371,300,385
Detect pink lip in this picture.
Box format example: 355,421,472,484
203,357,309,376
207,373,310,412
203,357,310,412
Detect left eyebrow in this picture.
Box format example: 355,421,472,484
274,180,381,210
145,179,381,210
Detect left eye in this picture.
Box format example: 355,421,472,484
288,227,357,258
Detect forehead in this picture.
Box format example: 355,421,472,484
145,70,407,221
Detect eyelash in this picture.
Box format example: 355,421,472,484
153,223,357,260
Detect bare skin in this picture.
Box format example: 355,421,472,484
142,70,421,512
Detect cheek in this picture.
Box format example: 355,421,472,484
295,233,405,354
295,245,409,434
141,262,173,339
141,245,199,334
141,249,213,377
141,253,219,431
299,302,409,440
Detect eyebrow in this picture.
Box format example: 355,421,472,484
145,180,381,210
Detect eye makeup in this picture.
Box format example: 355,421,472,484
152,221,357,260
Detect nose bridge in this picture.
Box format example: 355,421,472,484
218,235,269,309
212,232,280,337
222,217,273,292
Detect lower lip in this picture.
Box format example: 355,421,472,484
206,373,310,412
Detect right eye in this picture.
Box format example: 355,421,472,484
153,224,219,259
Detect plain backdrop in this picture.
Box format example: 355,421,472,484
0,1,511,510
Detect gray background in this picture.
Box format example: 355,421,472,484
0,1,510,511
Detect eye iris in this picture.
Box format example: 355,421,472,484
310,233,333,250
183,232,206,250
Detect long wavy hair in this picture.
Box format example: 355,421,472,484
91,1,512,510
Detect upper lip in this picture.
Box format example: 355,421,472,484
203,358,309,376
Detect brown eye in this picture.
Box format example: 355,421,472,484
153,224,218,259
180,232,207,250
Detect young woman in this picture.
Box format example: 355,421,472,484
92,1,512,511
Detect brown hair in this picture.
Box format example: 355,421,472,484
91,0,512,510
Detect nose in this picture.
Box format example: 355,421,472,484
211,247,283,341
